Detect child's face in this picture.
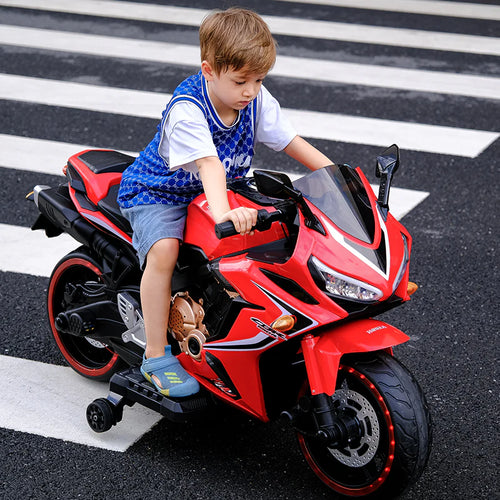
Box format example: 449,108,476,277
202,62,267,118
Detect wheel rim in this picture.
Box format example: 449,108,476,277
298,364,395,496
87,404,106,432
329,386,380,467
48,257,119,377
86,400,113,432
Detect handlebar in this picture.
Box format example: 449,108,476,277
214,208,285,239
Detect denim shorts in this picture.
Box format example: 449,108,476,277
121,203,189,268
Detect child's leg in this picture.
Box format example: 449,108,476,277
140,237,179,359
140,237,199,396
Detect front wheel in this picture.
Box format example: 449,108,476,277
298,351,431,499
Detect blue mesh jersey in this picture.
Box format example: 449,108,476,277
117,71,257,207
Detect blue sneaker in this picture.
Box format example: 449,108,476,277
140,346,200,397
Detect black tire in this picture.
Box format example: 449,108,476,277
47,247,124,381
86,398,116,433
298,351,432,499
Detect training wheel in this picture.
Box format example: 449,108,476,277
86,398,116,433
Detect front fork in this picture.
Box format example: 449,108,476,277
281,334,355,447
283,322,409,446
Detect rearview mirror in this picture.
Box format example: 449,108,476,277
253,170,295,199
253,170,325,235
376,144,400,178
375,144,400,218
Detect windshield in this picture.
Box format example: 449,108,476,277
293,165,375,243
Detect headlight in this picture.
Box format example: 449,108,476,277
310,256,383,302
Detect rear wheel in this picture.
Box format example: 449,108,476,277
47,247,124,381
298,352,431,498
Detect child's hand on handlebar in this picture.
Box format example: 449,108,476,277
217,207,258,235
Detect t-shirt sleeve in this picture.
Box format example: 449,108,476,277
255,86,297,151
159,101,218,174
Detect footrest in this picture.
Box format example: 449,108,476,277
109,366,210,422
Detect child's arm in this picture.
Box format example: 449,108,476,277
284,135,333,171
196,156,257,235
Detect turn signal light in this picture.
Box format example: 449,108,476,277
271,315,296,332
407,282,418,295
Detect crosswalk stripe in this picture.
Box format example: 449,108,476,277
1,0,498,55
273,0,500,21
0,354,162,451
0,134,115,176
1,75,497,158
0,133,430,220
0,222,79,277
2,26,498,99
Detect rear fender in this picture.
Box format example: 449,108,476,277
301,319,409,396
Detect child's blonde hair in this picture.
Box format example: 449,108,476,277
200,8,276,75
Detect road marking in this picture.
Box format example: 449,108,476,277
2,39,499,100
273,0,500,21
0,222,79,277
0,354,162,451
1,163,428,275
2,24,500,96
0,134,136,175
0,0,499,54
1,76,498,157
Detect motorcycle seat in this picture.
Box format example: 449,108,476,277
73,149,136,174
66,149,135,237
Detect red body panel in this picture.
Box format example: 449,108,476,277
302,319,410,397
183,191,287,260
66,150,132,243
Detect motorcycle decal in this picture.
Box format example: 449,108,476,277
204,331,278,351
366,324,388,335
204,283,318,352
80,211,129,242
252,283,318,337
320,213,390,280
250,317,288,340
204,352,241,399
212,378,239,398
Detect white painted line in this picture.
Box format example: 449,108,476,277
385,186,429,220
1,190,427,269
0,354,162,451
267,18,500,57
0,0,498,54
273,0,500,21
273,57,500,101
2,40,499,101
0,74,169,119
285,108,498,158
0,133,429,218
0,133,136,175
1,76,498,157
0,222,79,277
1,26,498,99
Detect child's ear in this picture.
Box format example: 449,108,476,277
201,60,215,81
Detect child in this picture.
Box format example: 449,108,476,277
117,8,332,397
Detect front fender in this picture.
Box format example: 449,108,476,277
301,319,409,397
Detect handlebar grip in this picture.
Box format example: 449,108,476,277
214,209,276,240
214,220,239,239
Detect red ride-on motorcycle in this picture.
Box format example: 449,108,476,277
29,144,431,498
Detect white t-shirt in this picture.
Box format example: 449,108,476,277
159,85,296,174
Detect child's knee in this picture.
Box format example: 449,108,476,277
146,238,179,273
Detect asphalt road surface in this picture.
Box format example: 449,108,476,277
0,1,498,499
